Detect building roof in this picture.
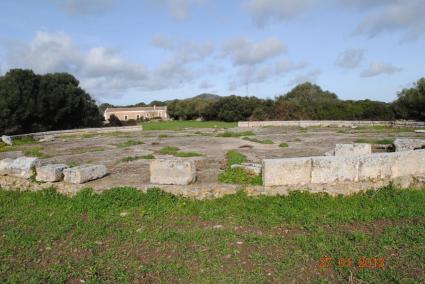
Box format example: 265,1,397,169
105,106,167,112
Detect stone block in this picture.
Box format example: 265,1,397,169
357,153,395,181
393,138,425,152
334,143,372,156
150,159,196,185
231,163,262,175
36,164,68,182
0,158,13,176
391,150,425,178
1,135,13,146
63,164,108,184
262,157,312,186
5,157,40,179
311,156,358,184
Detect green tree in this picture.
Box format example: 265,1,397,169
392,78,425,121
0,69,102,135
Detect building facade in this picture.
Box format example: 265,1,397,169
104,106,168,121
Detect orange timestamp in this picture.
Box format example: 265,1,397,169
319,256,385,269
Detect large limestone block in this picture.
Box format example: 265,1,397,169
150,159,197,185
5,157,40,179
63,164,108,184
391,150,425,178
0,158,13,176
262,157,312,187
393,138,425,152
357,153,395,181
311,156,358,184
334,143,372,156
36,164,68,182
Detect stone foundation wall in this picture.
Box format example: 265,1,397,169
238,120,425,128
263,150,425,187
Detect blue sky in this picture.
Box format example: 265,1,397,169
0,0,424,105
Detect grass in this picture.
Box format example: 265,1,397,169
23,146,49,158
242,137,274,144
158,146,203,157
279,142,289,148
141,120,237,131
217,131,255,137
116,140,144,148
0,185,424,283
218,150,262,185
355,138,394,145
120,154,155,163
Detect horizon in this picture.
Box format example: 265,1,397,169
1,0,424,105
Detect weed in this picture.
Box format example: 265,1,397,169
217,131,255,137
279,142,289,148
159,146,180,155
174,151,203,157
242,137,274,144
116,140,144,148
23,146,49,158
120,154,155,162
219,150,262,185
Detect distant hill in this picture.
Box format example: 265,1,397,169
191,93,221,101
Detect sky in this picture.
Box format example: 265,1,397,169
0,0,424,105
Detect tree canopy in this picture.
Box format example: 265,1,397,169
0,69,102,135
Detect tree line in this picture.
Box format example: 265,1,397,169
167,80,425,122
1,68,424,135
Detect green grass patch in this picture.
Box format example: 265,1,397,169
12,136,38,145
0,186,424,283
355,138,394,145
219,150,262,185
242,137,274,144
217,131,255,137
159,146,203,157
120,154,155,163
22,146,49,158
141,120,237,131
116,140,144,148
279,142,289,148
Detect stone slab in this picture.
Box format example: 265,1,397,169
311,156,358,184
393,138,425,152
392,150,425,178
36,164,68,182
63,164,108,184
231,163,262,175
5,157,40,179
334,143,372,156
357,153,395,181
262,157,312,186
150,159,197,185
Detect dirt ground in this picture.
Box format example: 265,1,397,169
9,125,424,189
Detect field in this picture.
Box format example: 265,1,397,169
0,186,424,283
140,120,237,131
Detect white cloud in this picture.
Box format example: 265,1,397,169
289,69,321,85
152,35,214,63
360,62,402,77
155,0,206,20
50,0,117,15
222,37,287,66
336,0,425,40
3,32,213,99
199,80,214,89
335,48,365,69
245,0,316,27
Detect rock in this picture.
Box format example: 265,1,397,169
4,157,40,179
0,159,14,176
1,135,13,146
36,164,68,182
393,138,425,152
63,164,108,184
231,163,262,175
415,130,425,133
311,156,358,184
150,159,197,185
334,143,372,156
263,157,312,186
38,135,55,142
